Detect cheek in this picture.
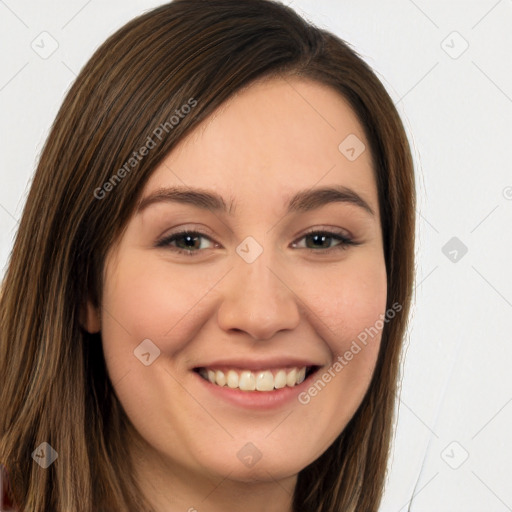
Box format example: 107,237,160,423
301,255,387,388
305,254,387,341
99,255,204,435
99,253,228,401
99,256,169,382
101,254,210,351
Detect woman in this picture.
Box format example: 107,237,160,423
0,0,415,510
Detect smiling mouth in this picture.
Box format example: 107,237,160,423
194,366,319,392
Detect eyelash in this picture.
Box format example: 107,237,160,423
155,228,360,257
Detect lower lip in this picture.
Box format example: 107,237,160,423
192,370,317,410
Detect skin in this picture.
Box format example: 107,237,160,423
84,76,387,512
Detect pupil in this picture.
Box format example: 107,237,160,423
183,235,198,249
309,234,329,249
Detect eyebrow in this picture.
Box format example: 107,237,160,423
136,184,375,217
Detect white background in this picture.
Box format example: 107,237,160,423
1,1,511,510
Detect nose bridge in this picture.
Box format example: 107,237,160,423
216,238,300,339
239,245,278,295
234,232,280,289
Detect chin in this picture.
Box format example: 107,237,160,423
198,448,313,484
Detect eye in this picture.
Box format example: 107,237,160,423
155,230,216,256
291,229,359,253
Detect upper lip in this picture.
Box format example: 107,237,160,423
193,357,323,371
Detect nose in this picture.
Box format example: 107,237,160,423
216,249,301,341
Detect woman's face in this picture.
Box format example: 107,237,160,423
87,77,387,488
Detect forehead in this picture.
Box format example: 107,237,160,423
143,76,377,216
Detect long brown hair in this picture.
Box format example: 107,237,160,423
0,1,415,510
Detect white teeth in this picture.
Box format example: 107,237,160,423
239,371,256,391
216,370,226,387
274,370,287,389
286,368,297,387
256,370,274,391
198,366,310,392
227,370,239,388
